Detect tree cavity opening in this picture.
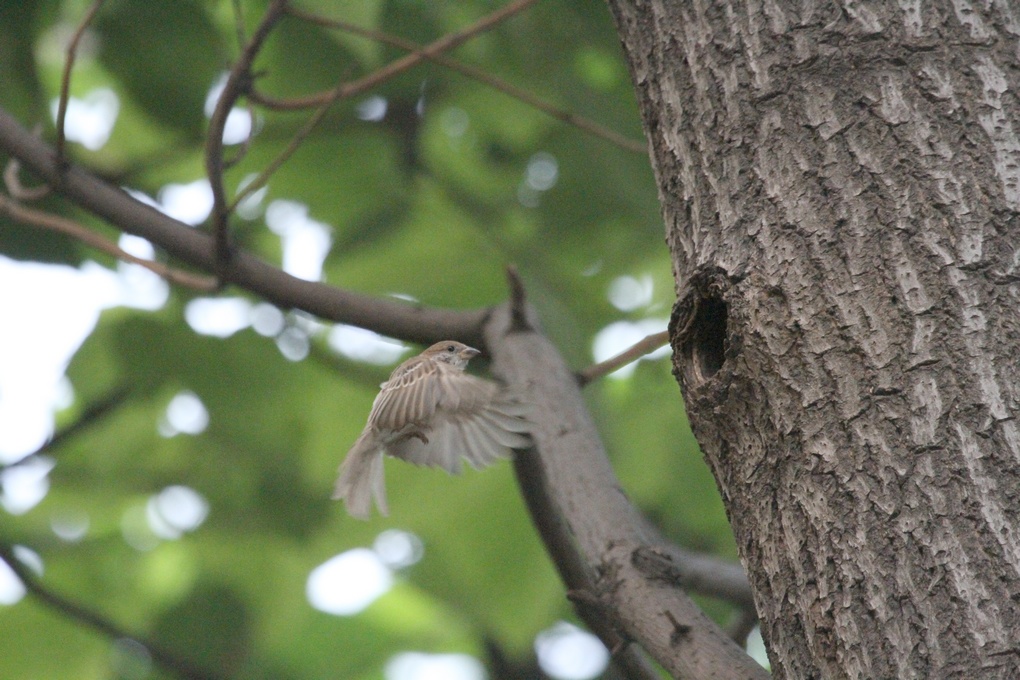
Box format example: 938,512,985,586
688,296,727,384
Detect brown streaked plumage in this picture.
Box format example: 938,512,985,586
332,341,530,519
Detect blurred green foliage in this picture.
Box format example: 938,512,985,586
0,0,736,678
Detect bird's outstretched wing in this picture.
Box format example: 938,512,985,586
367,358,441,433
388,364,530,473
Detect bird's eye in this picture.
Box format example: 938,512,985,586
446,345,456,352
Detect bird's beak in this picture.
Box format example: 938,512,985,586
461,346,481,359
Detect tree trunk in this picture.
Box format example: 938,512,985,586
607,1,1020,677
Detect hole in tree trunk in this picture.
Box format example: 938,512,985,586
688,296,727,383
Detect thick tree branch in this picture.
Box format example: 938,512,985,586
0,544,222,680
513,449,662,680
633,545,755,611
0,107,486,347
485,304,766,679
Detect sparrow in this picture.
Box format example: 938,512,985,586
333,340,530,519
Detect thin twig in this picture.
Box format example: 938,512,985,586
4,156,50,200
222,0,258,171
233,0,540,210
578,330,670,385
0,544,223,680
230,0,247,48
0,193,217,291
55,0,105,166
228,0,259,168
261,0,540,110
288,6,647,154
205,0,288,280
0,385,133,471
228,92,331,212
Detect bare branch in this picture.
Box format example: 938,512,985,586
0,192,218,291
233,0,540,210
286,6,647,154
262,0,540,110
578,330,669,385
0,107,487,346
205,0,288,279
505,265,533,333
514,449,663,680
226,95,330,213
4,155,50,200
0,544,224,680
55,0,105,166
632,545,755,610
0,385,133,471
486,305,767,679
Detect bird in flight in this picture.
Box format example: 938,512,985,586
333,341,531,519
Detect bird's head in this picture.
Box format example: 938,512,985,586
424,341,481,369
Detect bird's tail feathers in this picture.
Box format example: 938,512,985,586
332,434,388,520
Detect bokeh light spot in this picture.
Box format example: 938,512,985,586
535,622,609,680
250,302,286,337
357,96,388,121
158,179,214,226
608,274,654,311
385,652,485,680
51,509,90,542
147,485,209,539
206,73,254,145
184,297,252,337
746,626,770,669
110,638,153,680
0,457,54,515
0,557,26,605
50,88,119,150
374,529,424,569
265,200,333,282
122,504,160,552
159,391,209,438
526,152,559,191
276,326,310,362
307,548,393,616
441,107,469,138
12,545,43,577
328,325,406,365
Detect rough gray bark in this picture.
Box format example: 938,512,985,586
608,1,1020,678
